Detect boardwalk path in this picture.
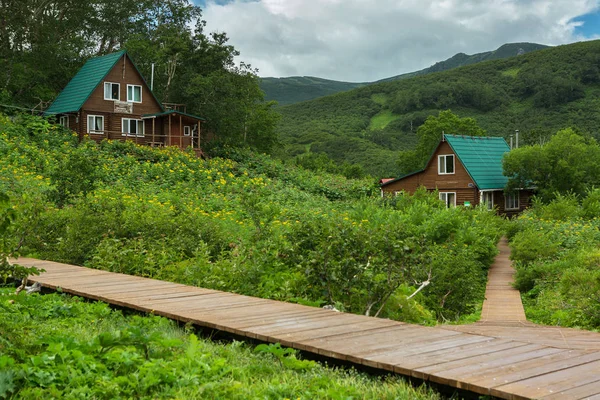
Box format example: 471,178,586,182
15,242,600,399
480,237,527,323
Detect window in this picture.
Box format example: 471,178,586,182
122,118,144,137
438,154,455,174
104,82,120,100
482,191,494,210
439,192,456,208
59,116,68,127
87,115,104,134
505,192,520,210
184,126,191,136
127,85,142,103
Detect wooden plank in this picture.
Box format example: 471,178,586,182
493,358,600,399
362,334,493,369
419,343,551,380
481,350,600,397
277,319,401,349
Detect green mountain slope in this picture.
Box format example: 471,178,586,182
260,76,366,106
275,40,600,177
377,42,549,83
261,43,548,106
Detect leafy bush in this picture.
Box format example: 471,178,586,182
0,114,504,324
0,289,440,399
509,199,600,329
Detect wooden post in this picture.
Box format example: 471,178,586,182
179,114,182,149
197,121,201,151
168,114,171,147
152,117,155,145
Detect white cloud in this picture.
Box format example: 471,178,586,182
202,0,599,82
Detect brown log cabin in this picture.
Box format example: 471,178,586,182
44,50,205,156
381,134,533,216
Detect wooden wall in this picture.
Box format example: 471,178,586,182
382,141,478,206
53,54,203,154
78,54,162,144
381,141,533,215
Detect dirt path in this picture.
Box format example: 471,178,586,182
479,237,527,323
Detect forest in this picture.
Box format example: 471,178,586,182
276,40,600,176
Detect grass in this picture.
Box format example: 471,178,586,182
501,67,520,77
0,288,440,399
371,93,388,105
369,110,401,130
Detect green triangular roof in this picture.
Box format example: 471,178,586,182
45,51,126,115
444,134,510,190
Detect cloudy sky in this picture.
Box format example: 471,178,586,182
194,0,600,82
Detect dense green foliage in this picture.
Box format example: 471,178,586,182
0,191,43,286
260,43,546,107
276,40,600,176
508,194,600,329
0,0,279,152
0,288,440,399
504,128,600,200
0,114,504,323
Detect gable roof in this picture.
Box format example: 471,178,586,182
45,51,126,115
45,50,164,116
444,134,510,190
381,134,510,190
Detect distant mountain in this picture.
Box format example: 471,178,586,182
377,42,549,83
259,76,366,106
261,43,549,106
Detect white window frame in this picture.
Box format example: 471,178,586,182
104,82,120,101
59,115,68,127
439,192,456,208
127,84,142,103
184,126,191,136
505,192,520,210
482,191,494,210
438,154,455,175
87,115,104,134
121,118,145,137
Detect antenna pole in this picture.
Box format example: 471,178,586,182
151,63,155,91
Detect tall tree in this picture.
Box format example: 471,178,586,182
396,110,485,174
503,128,600,200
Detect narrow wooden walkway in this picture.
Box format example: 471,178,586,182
15,257,600,400
480,237,527,323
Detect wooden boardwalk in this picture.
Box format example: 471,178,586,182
14,256,600,400
480,237,527,323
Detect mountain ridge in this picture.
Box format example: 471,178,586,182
261,42,549,105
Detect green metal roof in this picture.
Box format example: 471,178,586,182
45,51,126,115
142,110,205,121
444,134,510,190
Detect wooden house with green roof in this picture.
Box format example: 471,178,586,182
381,134,532,216
45,51,205,155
